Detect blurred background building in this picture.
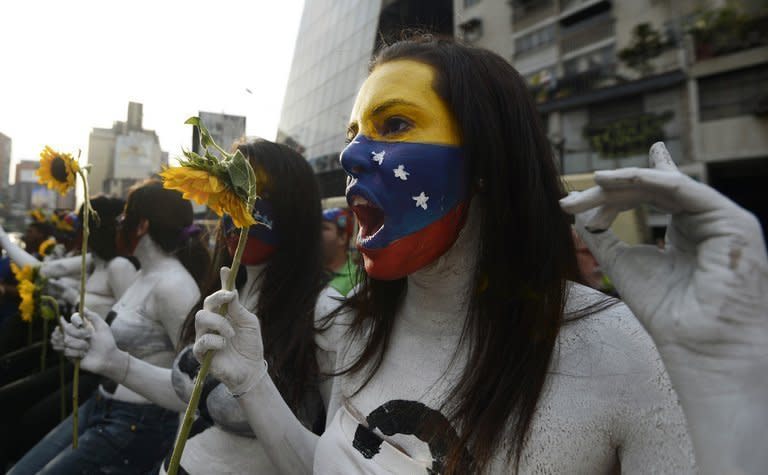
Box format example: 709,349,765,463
192,111,246,158
87,102,168,198
279,0,768,241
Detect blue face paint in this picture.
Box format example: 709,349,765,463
341,135,469,279
222,199,278,265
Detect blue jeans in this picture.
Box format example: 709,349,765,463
9,391,179,475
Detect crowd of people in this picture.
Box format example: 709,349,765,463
0,36,765,474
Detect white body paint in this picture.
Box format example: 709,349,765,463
315,208,695,474
96,235,200,404
560,142,768,474
194,202,698,474
0,224,134,316
63,259,344,474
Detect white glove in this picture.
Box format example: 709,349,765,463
62,309,130,382
47,278,79,305
51,325,65,353
194,266,266,395
560,142,768,474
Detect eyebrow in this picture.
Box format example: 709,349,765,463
371,99,420,116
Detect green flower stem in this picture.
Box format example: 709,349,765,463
166,226,250,475
39,296,60,372
72,168,92,449
59,355,67,420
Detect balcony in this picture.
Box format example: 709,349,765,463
510,0,557,31
560,11,614,55
687,4,768,62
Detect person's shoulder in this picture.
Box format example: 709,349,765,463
107,255,140,274
555,282,664,380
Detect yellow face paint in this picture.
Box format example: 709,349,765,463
348,60,461,146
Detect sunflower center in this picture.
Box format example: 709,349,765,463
51,157,69,182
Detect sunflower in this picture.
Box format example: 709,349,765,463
11,263,36,283
37,146,80,195
39,238,57,257
160,167,256,228
18,280,37,322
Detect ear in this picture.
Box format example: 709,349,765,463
136,218,150,237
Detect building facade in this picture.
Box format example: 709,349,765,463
0,132,10,192
87,102,166,197
455,0,768,238
277,0,453,197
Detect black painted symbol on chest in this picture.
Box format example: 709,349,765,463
352,400,472,474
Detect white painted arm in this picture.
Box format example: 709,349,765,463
0,225,39,267
194,267,318,474
560,142,768,474
60,309,187,412
41,254,92,278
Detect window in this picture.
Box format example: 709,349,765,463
514,23,557,57
563,45,615,76
698,64,768,121
459,18,483,43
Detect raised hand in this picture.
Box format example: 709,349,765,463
61,309,129,382
560,142,768,474
194,266,267,396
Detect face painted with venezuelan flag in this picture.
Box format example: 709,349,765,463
341,59,469,280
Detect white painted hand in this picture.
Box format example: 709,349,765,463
51,325,65,353
47,278,79,305
560,142,768,474
194,266,266,394
62,309,129,381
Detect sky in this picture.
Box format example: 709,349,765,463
0,0,305,182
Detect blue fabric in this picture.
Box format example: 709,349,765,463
340,135,467,250
9,392,178,475
222,198,278,246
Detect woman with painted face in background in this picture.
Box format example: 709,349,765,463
58,139,335,474
11,181,209,474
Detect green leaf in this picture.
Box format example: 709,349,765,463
226,151,252,199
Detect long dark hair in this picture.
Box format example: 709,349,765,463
79,195,124,261
338,36,588,473
180,139,327,411
122,180,210,288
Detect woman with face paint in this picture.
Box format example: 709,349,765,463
11,181,209,474
189,37,707,474
56,139,335,475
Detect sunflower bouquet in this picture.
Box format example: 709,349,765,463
161,117,259,475
36,145,95,448
10,263,57,369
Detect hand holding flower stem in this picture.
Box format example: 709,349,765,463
163,118,259,475
35,146,94,448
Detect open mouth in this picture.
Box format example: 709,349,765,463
350,195,385,244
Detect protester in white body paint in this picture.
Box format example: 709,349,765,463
59,140,340,474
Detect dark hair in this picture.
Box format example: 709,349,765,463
78,195,125,261
180,139,327,412
28,221,54,238
123,180,210,288
337,36,590,473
